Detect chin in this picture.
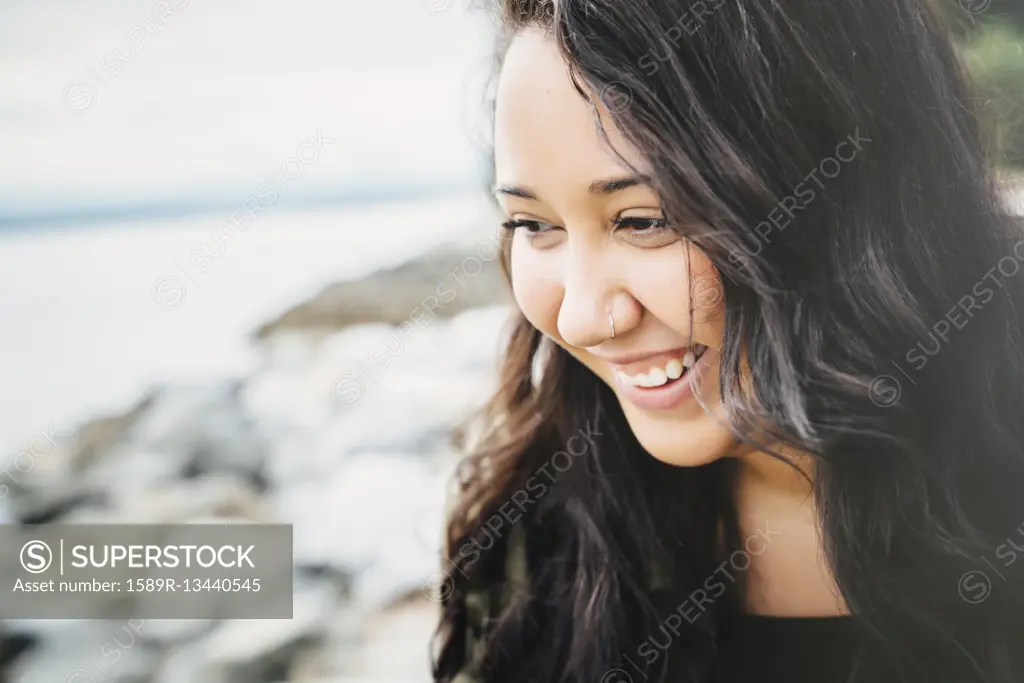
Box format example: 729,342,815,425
618,401,739,467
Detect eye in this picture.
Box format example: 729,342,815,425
500,219,565,248
613,215,680,248
615,216,666,231
501,219,558,234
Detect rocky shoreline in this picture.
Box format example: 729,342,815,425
0,229,515,683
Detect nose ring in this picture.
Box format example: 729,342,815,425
608,310,616,340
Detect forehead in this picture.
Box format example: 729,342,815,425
493,29,648,194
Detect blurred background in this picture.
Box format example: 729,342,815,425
0,1,1020,682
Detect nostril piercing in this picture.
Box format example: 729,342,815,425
608,310,616,340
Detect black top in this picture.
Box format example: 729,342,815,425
454,525,1019,682
705,614,861,682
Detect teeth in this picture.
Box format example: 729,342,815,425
615,347,704,388
647,368,668,387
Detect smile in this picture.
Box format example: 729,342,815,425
610,344,713,412
613,344,708,388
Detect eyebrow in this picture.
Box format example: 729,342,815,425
493,174,652,200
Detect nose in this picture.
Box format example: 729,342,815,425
557,246,639,349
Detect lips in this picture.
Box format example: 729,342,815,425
611,345,714,412
613,344,708,388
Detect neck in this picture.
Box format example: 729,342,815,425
728,443,848,617
734,442,815,500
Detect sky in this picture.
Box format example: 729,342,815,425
0,0,498,224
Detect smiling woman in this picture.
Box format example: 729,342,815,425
433,1,1024,682
492,30,732,467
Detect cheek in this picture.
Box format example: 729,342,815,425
630,245,725,338
509,241,563,335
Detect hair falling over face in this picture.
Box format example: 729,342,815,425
432,1,1024,682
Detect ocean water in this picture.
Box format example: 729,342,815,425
0,0,499,450
0,195,493,451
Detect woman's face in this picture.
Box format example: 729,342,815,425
494,29,739,467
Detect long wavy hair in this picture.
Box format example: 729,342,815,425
433,1,1024,681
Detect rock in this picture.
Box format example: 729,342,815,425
125,383,270,486
132,619,215,646
326,593,437,682
0,628,36,672
253,241,512,339
69,474,269,523
251,305,511,487
275,453,448,602
6,382,271,524
64,393,157,475
151,583,338,683
284,646,330,682
1,396,154,523
0,257,512,682
8,620,158,683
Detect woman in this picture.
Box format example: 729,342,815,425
433,0,1024,681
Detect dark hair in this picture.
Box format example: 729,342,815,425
433,1,1024,682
